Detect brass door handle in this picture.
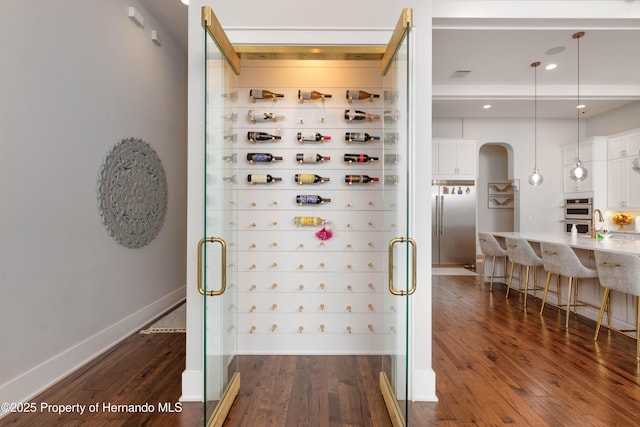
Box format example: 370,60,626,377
388,237,417,296
198,237,227,296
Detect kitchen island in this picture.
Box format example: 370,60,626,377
483,231,639,334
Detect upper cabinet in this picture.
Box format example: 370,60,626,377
607,132,640,209
432,139,476,177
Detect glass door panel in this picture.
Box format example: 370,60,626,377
202,7,240,426
381,8,413,427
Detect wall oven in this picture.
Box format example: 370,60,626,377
563,197,592,220
563,219,591,235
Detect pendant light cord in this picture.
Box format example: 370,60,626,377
534,63,538,168
576,32,581,160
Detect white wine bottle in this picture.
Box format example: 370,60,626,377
249,89,284,102
294,216,325,226
346,89,380,102
295,153,330,164
248,110,277,123
295,174,330,184
247,174,282,184
344,109,380,122
298,90,332,102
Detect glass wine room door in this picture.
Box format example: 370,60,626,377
200,8,240,427
381,8,414,427
198,5,415,426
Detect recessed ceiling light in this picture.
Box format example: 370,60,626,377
545,63,557,70
180,0,189,5
576,104,586,109
483,104,492,109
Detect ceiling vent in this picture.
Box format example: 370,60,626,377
450,70,471,79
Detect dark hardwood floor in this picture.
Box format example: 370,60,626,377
2,274,640,426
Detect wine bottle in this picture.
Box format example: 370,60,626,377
344,109,380,121
296,153,330,164
294,216,325,226
295,174,330,184
249,89,284,101
297,132,331,143
247,132,282,143
344,132,381,143
247,174,282,184
344,175,379,184
346,89,380,102
296,195,331,205
298,90,332,102
248,110,277,122
246,153,283,163
343,153,378,163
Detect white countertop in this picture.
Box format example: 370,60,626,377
490,231,640,256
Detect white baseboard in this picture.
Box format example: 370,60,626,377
412,368,438,402
180,369,203,402
0,287,185,419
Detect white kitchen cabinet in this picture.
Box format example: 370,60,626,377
432,139,476,177
607,132,640,210
607,156,640,209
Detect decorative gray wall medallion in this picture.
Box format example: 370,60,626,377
98,137,168,248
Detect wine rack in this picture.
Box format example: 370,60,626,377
220,59,398,354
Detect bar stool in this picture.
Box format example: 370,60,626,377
478,232,508,291
539,242,598,329
505,237,543,308
593,250,640,361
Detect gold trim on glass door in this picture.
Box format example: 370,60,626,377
197,237,227,296
202,6,241,75
387,237,417,296
381,8,413,76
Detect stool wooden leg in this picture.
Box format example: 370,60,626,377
594,287,610,342
636,296,640,362
506,261,515,298
490,255,497,291
565,277,574,329
524,265,530,308
540,271,552,316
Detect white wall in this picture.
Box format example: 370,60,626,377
0,0,187,410
586,100,640,137
435,117,574,233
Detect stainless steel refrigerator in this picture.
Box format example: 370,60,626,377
432,179,476,267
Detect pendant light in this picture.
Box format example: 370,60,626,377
569,31,588,182
528,61,543,186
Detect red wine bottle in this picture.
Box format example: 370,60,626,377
247,132,281,143
295,174,330,184
345,132,381,143
346,89,380,101
298,90,332,102
247,174,282,184
297,132,331,143
296,153,330,164
344,175,379,184
249,89,284,101
246,153,283,163
296,195,331,205
344,109,380,121
343,154,378,163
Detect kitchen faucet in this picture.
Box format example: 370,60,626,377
591,208,604,238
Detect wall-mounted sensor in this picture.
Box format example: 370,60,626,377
128,7,144,27
151,30,161,46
